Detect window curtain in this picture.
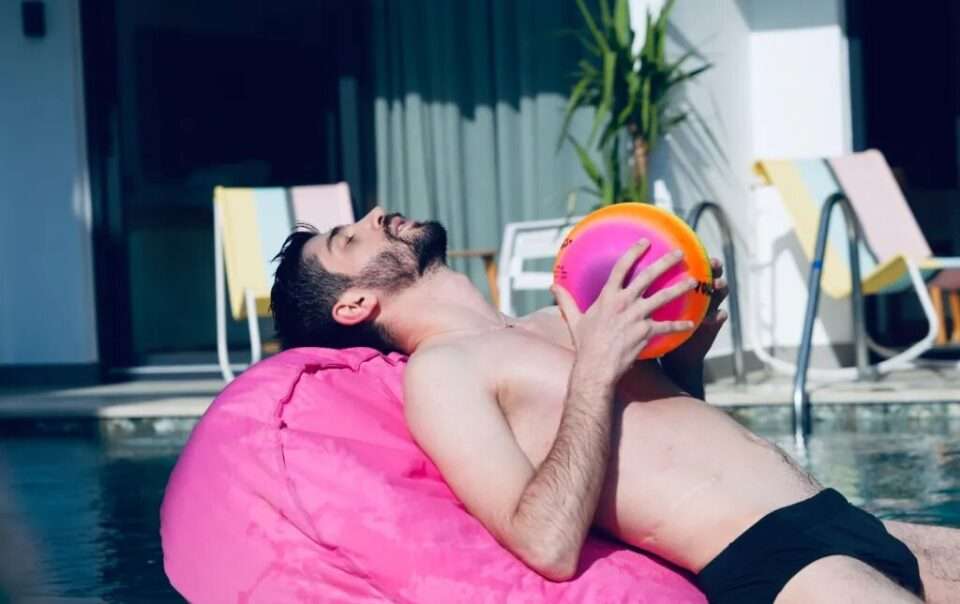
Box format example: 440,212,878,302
371,0,593,306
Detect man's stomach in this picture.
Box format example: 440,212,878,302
593,396,822,572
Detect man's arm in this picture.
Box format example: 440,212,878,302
660,257,729,400
535,306,707,399
542,257,727,402
659,358,705,399
406,242,695,581
405,348,616,581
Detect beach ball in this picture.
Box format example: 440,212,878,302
553,203,713,359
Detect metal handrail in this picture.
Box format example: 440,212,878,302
792,192,870,448
686,201,746,385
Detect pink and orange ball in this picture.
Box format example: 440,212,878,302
553,203,714,359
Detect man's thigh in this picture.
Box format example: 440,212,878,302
775,555,921,604
885,520,960,604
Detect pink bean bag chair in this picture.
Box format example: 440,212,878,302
161,348,705,602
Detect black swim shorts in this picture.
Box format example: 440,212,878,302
694,488,923,603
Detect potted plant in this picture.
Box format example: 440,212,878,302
561,0,711,205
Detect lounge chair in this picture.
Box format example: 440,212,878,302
496,216,582,317
213,183,354,382
755,150,960,379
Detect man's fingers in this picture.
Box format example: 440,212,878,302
647,319,696,336
709,277,729,312
711,257,723,279
624,249,684,298
551,284,582,324
602,240,650,297
639,277,697,314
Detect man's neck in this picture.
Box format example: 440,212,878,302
381,265,508,354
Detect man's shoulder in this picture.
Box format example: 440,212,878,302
404,343,496,420
407,342,467,376
406,342,484,391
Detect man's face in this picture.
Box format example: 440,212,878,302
305,207,447,293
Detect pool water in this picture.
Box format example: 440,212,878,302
1,426,188,603
1,407,958,602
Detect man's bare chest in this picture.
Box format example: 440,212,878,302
478,329,574,466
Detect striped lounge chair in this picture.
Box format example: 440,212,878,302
755,150,960,379
214,183,354,381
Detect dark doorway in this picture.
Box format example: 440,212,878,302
81,0,375,374
847,0,960,344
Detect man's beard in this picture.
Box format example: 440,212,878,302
352,215,447,293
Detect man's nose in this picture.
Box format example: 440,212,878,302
362,206,386,230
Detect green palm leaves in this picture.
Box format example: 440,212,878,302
561,0,710,205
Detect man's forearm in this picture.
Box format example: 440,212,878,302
511,362,615,577
661,359,705,400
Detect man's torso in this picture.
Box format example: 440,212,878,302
425,308,821,571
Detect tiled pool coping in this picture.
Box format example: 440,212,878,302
1,369,956,434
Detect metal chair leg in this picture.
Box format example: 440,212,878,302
245,289,262,365
929,286,947,346
949,290,960,343
215,203,235,382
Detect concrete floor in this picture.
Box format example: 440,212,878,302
0,378,222,419
1,367,957,421
706,366,960,406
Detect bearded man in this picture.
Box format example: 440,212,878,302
269,207,960,603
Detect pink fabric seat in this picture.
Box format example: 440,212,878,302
161,348,705,602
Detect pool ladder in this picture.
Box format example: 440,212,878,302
685,201,746,386
687,198,872,450
791,193,872,448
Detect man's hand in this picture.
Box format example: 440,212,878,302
661,257,728,371
552,241,698,384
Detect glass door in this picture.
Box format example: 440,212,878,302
82,0,374,373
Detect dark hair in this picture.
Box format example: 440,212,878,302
270,226,397,352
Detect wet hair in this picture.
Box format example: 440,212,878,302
270,225,398,352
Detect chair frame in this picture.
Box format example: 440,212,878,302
789,192,949,445
496,216,582,317
214,201,264,382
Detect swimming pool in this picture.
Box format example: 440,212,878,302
1,405,958,601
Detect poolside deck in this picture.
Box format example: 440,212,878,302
1,367,958,422
707,366,960,406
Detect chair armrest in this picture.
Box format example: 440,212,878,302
924,257,960,269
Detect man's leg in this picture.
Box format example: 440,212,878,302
775,556,922,603
885,520,960,604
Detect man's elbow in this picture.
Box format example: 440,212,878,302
514,540,579,582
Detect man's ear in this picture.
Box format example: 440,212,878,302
332,289,380,326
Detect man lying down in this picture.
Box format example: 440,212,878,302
269,207,960,603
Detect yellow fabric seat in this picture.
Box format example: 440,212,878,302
755,150,960,376
214,183,354,381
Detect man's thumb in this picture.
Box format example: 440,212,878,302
551,284,581,322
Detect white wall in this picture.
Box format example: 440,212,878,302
630,0,754,359
746,0,852,157
630,0,853,363
742,0,854,359
0,0,98,366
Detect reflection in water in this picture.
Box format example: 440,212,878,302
0,464,44,601
1,431,187,602
0,412,957,600
763,414,960,527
